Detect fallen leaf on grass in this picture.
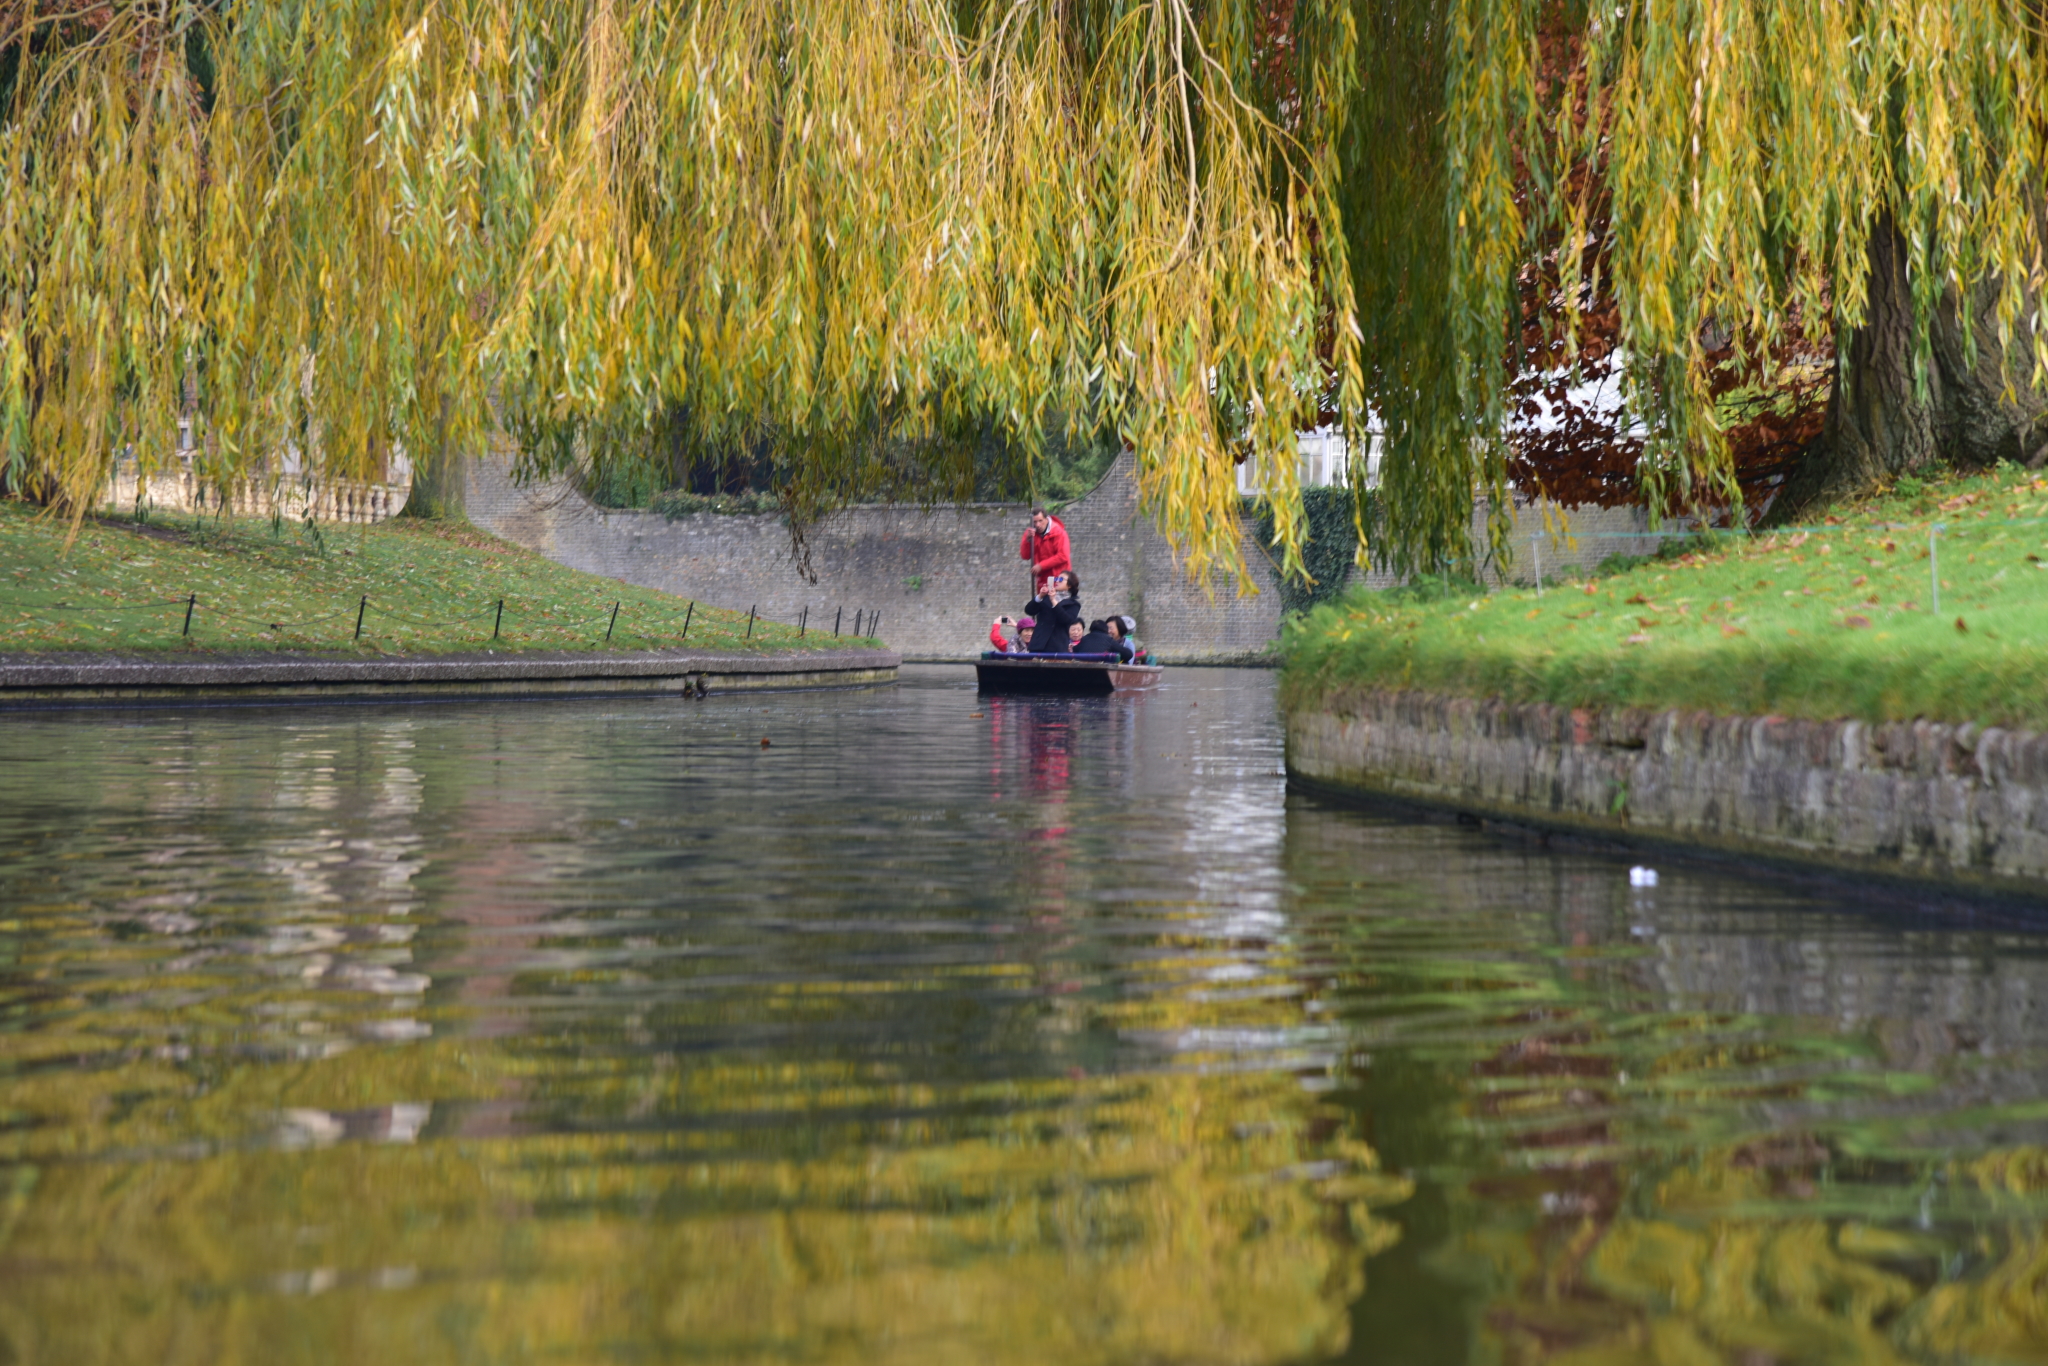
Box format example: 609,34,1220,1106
1852,575,1867,587
1623,633,1653,646
1720,624,1746,638
1637,616,1661,628
1956,616,1969,633
1844,615,1872,629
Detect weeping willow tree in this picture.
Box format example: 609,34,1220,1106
0,0,1360,586
19,2,2036,587
1344,0,2048,573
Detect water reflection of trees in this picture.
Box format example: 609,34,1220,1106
1284,799,2048,1365
23,689,2048,1362
0,690,1407,1365
0,960,1409,1365
0,1036,1410,1365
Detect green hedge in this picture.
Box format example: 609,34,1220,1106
648,489,784,518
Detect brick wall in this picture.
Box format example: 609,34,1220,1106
465,451,1654,662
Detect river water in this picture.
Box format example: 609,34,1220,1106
2,666,2046,1364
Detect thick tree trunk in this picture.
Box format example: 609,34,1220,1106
1785,212,2048,511
399,446,468,520
397,397,468,521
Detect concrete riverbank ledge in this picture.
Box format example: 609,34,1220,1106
1286,688,2048,895
0,647,898,709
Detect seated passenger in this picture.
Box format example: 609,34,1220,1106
1101,617,1136,662
1115,614,1150,663
1072,618,1122,656
1025,572,1082,651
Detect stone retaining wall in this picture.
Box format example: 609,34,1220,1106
1286,687,2048,894
466,453,1658,662
0,647,898,709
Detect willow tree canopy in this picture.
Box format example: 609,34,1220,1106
1346,0,2048,570
9,2,2048,585
1,0,1359,586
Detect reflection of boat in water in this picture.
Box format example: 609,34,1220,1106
975,653,1164,696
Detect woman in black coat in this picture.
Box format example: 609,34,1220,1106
1025,572,1083,652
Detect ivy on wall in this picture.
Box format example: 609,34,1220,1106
1245,486,1371,615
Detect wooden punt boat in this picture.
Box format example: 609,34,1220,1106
974,652,1164,696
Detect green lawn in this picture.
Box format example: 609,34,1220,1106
1284,465,2048,729
0,502,869,657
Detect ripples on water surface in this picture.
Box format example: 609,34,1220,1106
3,666,2048,1364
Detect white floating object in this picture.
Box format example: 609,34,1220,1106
1628,866,1659,888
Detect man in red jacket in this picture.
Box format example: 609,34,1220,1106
1020,508,1071,596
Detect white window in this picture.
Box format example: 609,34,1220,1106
1236,424,1382,495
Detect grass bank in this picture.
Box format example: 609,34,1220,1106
1284,465,2048,730
0,502,871,657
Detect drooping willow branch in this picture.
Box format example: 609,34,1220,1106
1343,0,2048,574
1,0,1361,588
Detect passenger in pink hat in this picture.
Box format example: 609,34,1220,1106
988,614,1032,653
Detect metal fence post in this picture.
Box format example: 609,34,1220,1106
182,593,195,637
746,605,756,639
493,599,504,640
682,601,694,640
606,601,619,644
354,595,368,640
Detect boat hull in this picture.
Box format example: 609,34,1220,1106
974,657,1164,696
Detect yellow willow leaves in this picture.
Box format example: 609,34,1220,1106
2,0,1361,590
0,12,205,516
1579,0,2048,488
1349,0,2048,571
